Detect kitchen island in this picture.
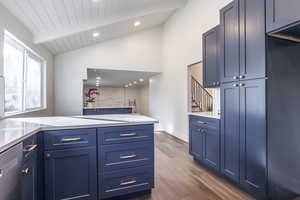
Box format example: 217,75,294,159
0,114,157,200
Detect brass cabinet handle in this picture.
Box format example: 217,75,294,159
239,75,246,79
24,144,38,152
21,168,30,174
239,83,245,87
120,180,137,186
233,83,239,87
0,169,2,178
120,133,137,137
120,154,137,159
233,76,239,80
61,137,81,142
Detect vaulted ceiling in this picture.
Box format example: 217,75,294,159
1,0,187,55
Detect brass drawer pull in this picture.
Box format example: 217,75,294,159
24,144,38,152
0,169,2,178
120,180,137,186
120,154,137,159
61,137,81,142
197,128,205,133
21,168,30,174
120,133,137,137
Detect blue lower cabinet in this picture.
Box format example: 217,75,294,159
100,166,154,199
44,147,97,200
189,115,220,172
21,153,38,200
99,141,154,172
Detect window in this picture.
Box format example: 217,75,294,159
4,31,46,115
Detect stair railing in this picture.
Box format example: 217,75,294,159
191,76,213,112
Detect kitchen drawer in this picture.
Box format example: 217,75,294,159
190,115,220,130
44,129,96,150
23,135,38,161
98,125,154,145
100,166,154,199
99,141,154,172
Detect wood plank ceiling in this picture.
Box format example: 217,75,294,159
0,0,187,55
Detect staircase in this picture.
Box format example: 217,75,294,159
191,76,213,112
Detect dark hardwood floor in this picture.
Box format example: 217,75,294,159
131,132,254,200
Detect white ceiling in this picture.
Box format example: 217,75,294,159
86,68,160,88
0,0,187,55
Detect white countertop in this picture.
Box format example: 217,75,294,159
83,106,133,109
189,112,221,119
0,114,158,153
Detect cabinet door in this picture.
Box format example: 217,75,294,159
21,154,37,200
44,147,97,200
220,82,240,183
0,143,23,200
190,125,204,160
239,0,266,80
220,1,240,83
239,79,266,198
203,25,220,88
202,127,220,171
266,0,300,33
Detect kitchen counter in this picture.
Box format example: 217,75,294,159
189,112,221,119
0,114,158,153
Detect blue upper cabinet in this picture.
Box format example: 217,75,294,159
220,0,266,83
203,25,220,88
220,1,240,83
239,0,266,81
266,0,300,33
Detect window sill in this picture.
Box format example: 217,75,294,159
4,108,47,118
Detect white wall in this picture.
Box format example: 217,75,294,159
150,0,232,141
0,4,54,117
54,27,162,116
138,84,149,115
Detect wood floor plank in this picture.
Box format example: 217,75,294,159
130,132,254,200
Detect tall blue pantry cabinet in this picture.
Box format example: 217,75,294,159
220,0,267,198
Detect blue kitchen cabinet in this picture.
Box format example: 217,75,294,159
44,147,97,200
203,25,220,88
266,0,300,33
83,107,133,115
21,135,39,200
220,0,266,83
21,154,38,200
0,143,23,200
220,82,240,183
98,124,155,199
219,1,240,83
239,79,266,198
189,115,220,172
239,0,266,81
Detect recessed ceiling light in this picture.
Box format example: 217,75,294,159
93,32,100,38
134,21,141,27
128,83,132,86
133,81,137,84
125,85,129,88
92,0,100,2
96,76,101,80
139,78,144,82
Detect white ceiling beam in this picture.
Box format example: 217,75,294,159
34,2,185,44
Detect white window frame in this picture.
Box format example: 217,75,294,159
4,30,47,116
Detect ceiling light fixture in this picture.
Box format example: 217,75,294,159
133,81,137,84
139,78,144,82
96,76,101,80
93,32,100,38
128,83,132,86
92,0,100,3
125,85,129,88
134,21,141,27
